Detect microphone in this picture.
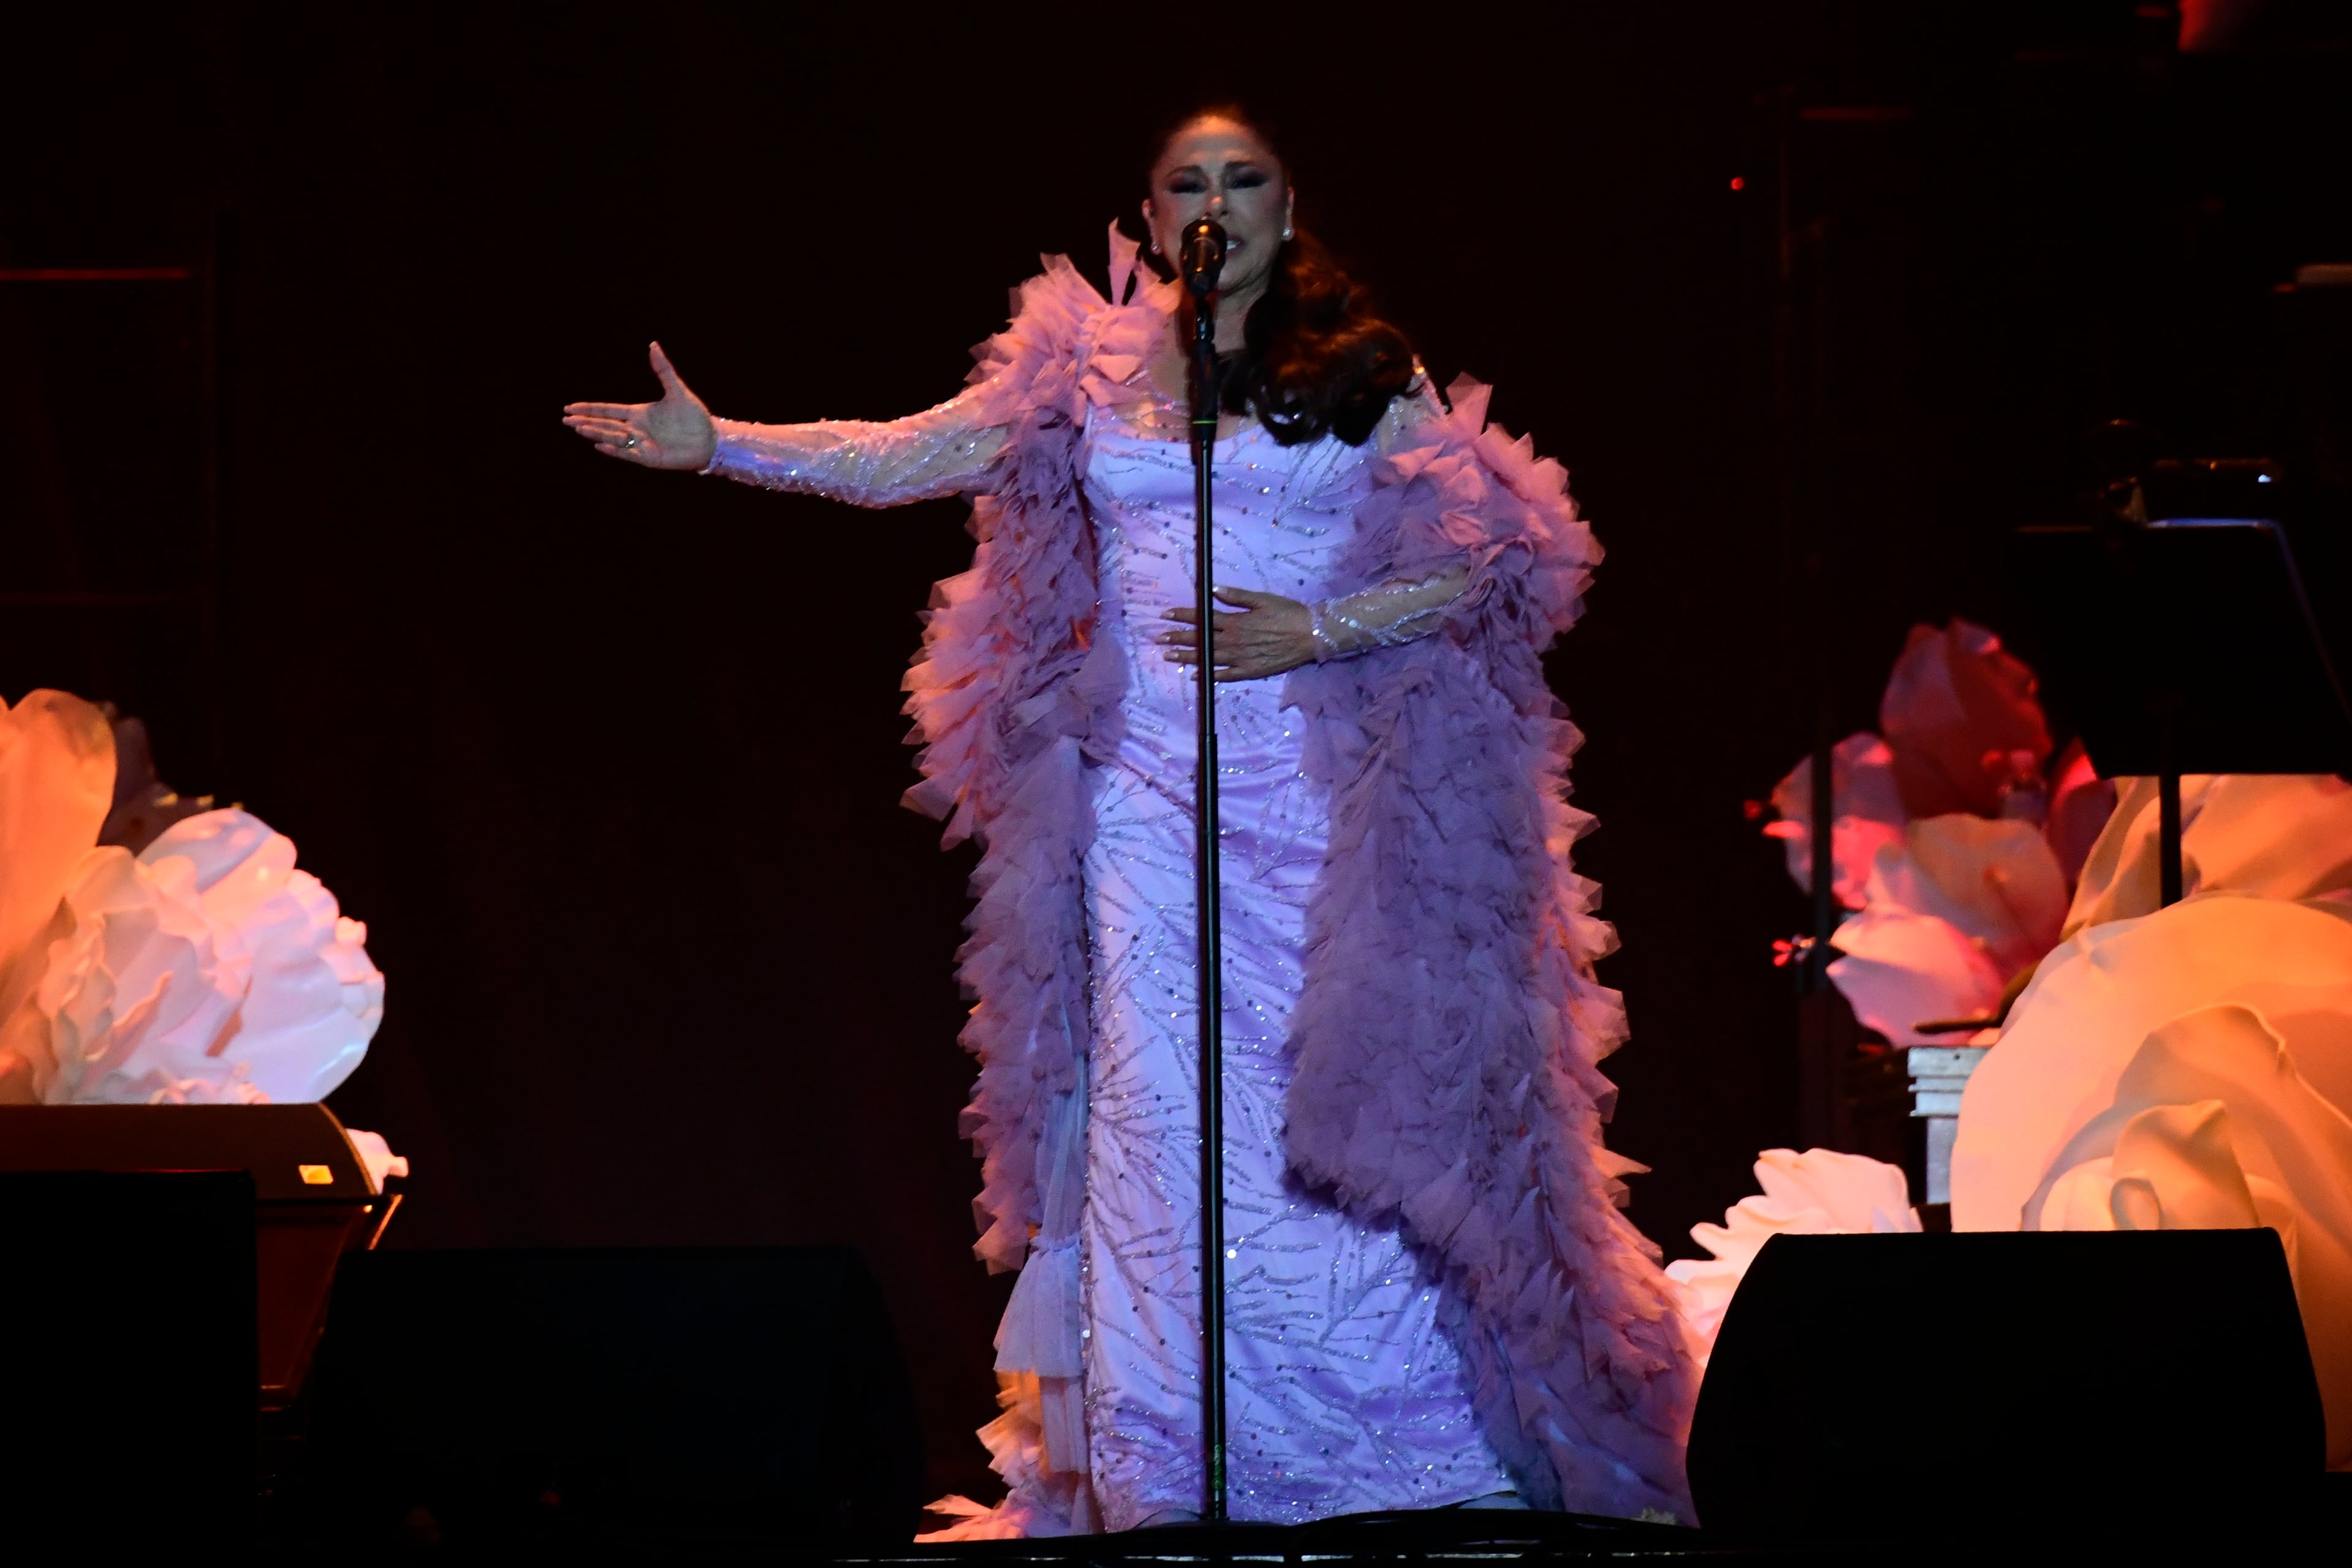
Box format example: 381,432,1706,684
1180,218,1227,299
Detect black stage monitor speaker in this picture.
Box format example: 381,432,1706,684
297,1246,924,1552
0,1171,258,1545
0,1104,398,1410
1687,1231,2323,1541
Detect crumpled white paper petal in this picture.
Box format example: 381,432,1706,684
36,808,385,1106
343,1127,411,1191
38,847,245,1103
1665,1148,1919,1365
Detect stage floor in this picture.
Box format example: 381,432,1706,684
831,1482,2352,1566
850,1509,1853,1564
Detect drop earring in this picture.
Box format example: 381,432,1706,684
1281,225,1294,241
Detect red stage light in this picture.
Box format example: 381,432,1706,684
1729,176,1745,191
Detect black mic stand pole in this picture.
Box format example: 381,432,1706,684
1180,216,1229,1524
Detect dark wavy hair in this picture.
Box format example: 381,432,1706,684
1143,106,1418,447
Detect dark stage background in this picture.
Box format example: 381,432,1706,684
8,2,2349,1502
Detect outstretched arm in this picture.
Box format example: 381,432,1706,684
700,388,1010,507
563,343,1011,507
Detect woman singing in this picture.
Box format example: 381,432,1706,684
564,108,1695,1534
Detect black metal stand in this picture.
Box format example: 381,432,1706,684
1185,251,1229,1524
2157,706,2183,908
2017,515,2352,910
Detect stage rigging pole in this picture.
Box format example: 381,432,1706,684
1180,214,1231,1524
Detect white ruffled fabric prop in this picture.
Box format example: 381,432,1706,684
1952,895,2352,1468
1664,1148,1919,1366
37,808,385,1107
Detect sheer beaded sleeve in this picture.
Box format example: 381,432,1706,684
700,374,1012,507
1304,373,1468,661
1373,371,1448,456
1307,565,1470,662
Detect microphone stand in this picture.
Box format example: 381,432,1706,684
1180,218,1229,1525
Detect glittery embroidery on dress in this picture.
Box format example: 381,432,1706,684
1074,412,1514,1529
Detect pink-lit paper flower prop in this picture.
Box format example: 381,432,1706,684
1878,619,2052,820
1826,904,2005,1045
1664,1149,1918,1365
1823,816,2068,1042
1764,731,1908,911
1864,816,2069,979
37,808,384,1105
0,690,115,1100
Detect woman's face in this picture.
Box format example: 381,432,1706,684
1144,116,1293,300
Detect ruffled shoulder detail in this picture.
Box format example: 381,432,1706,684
1361,376,1601,640
949,227,1170,438
1087,225,1176,408
950,252,1101,432
905,242,1168,844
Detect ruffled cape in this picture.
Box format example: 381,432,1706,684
900,232,1696,1520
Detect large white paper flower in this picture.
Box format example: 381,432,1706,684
2065,773,2352,936
36,808,384,1105
1970,988,2352,1468
1664,1148,1918,1365
1952,895,2352,1233
38,846,247,1102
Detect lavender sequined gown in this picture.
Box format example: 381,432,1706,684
702,382,1514,1529
1072,415,1512,1528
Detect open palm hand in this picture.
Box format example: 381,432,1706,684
561,341,716,471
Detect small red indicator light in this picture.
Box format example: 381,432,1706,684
1729,176,1745,191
